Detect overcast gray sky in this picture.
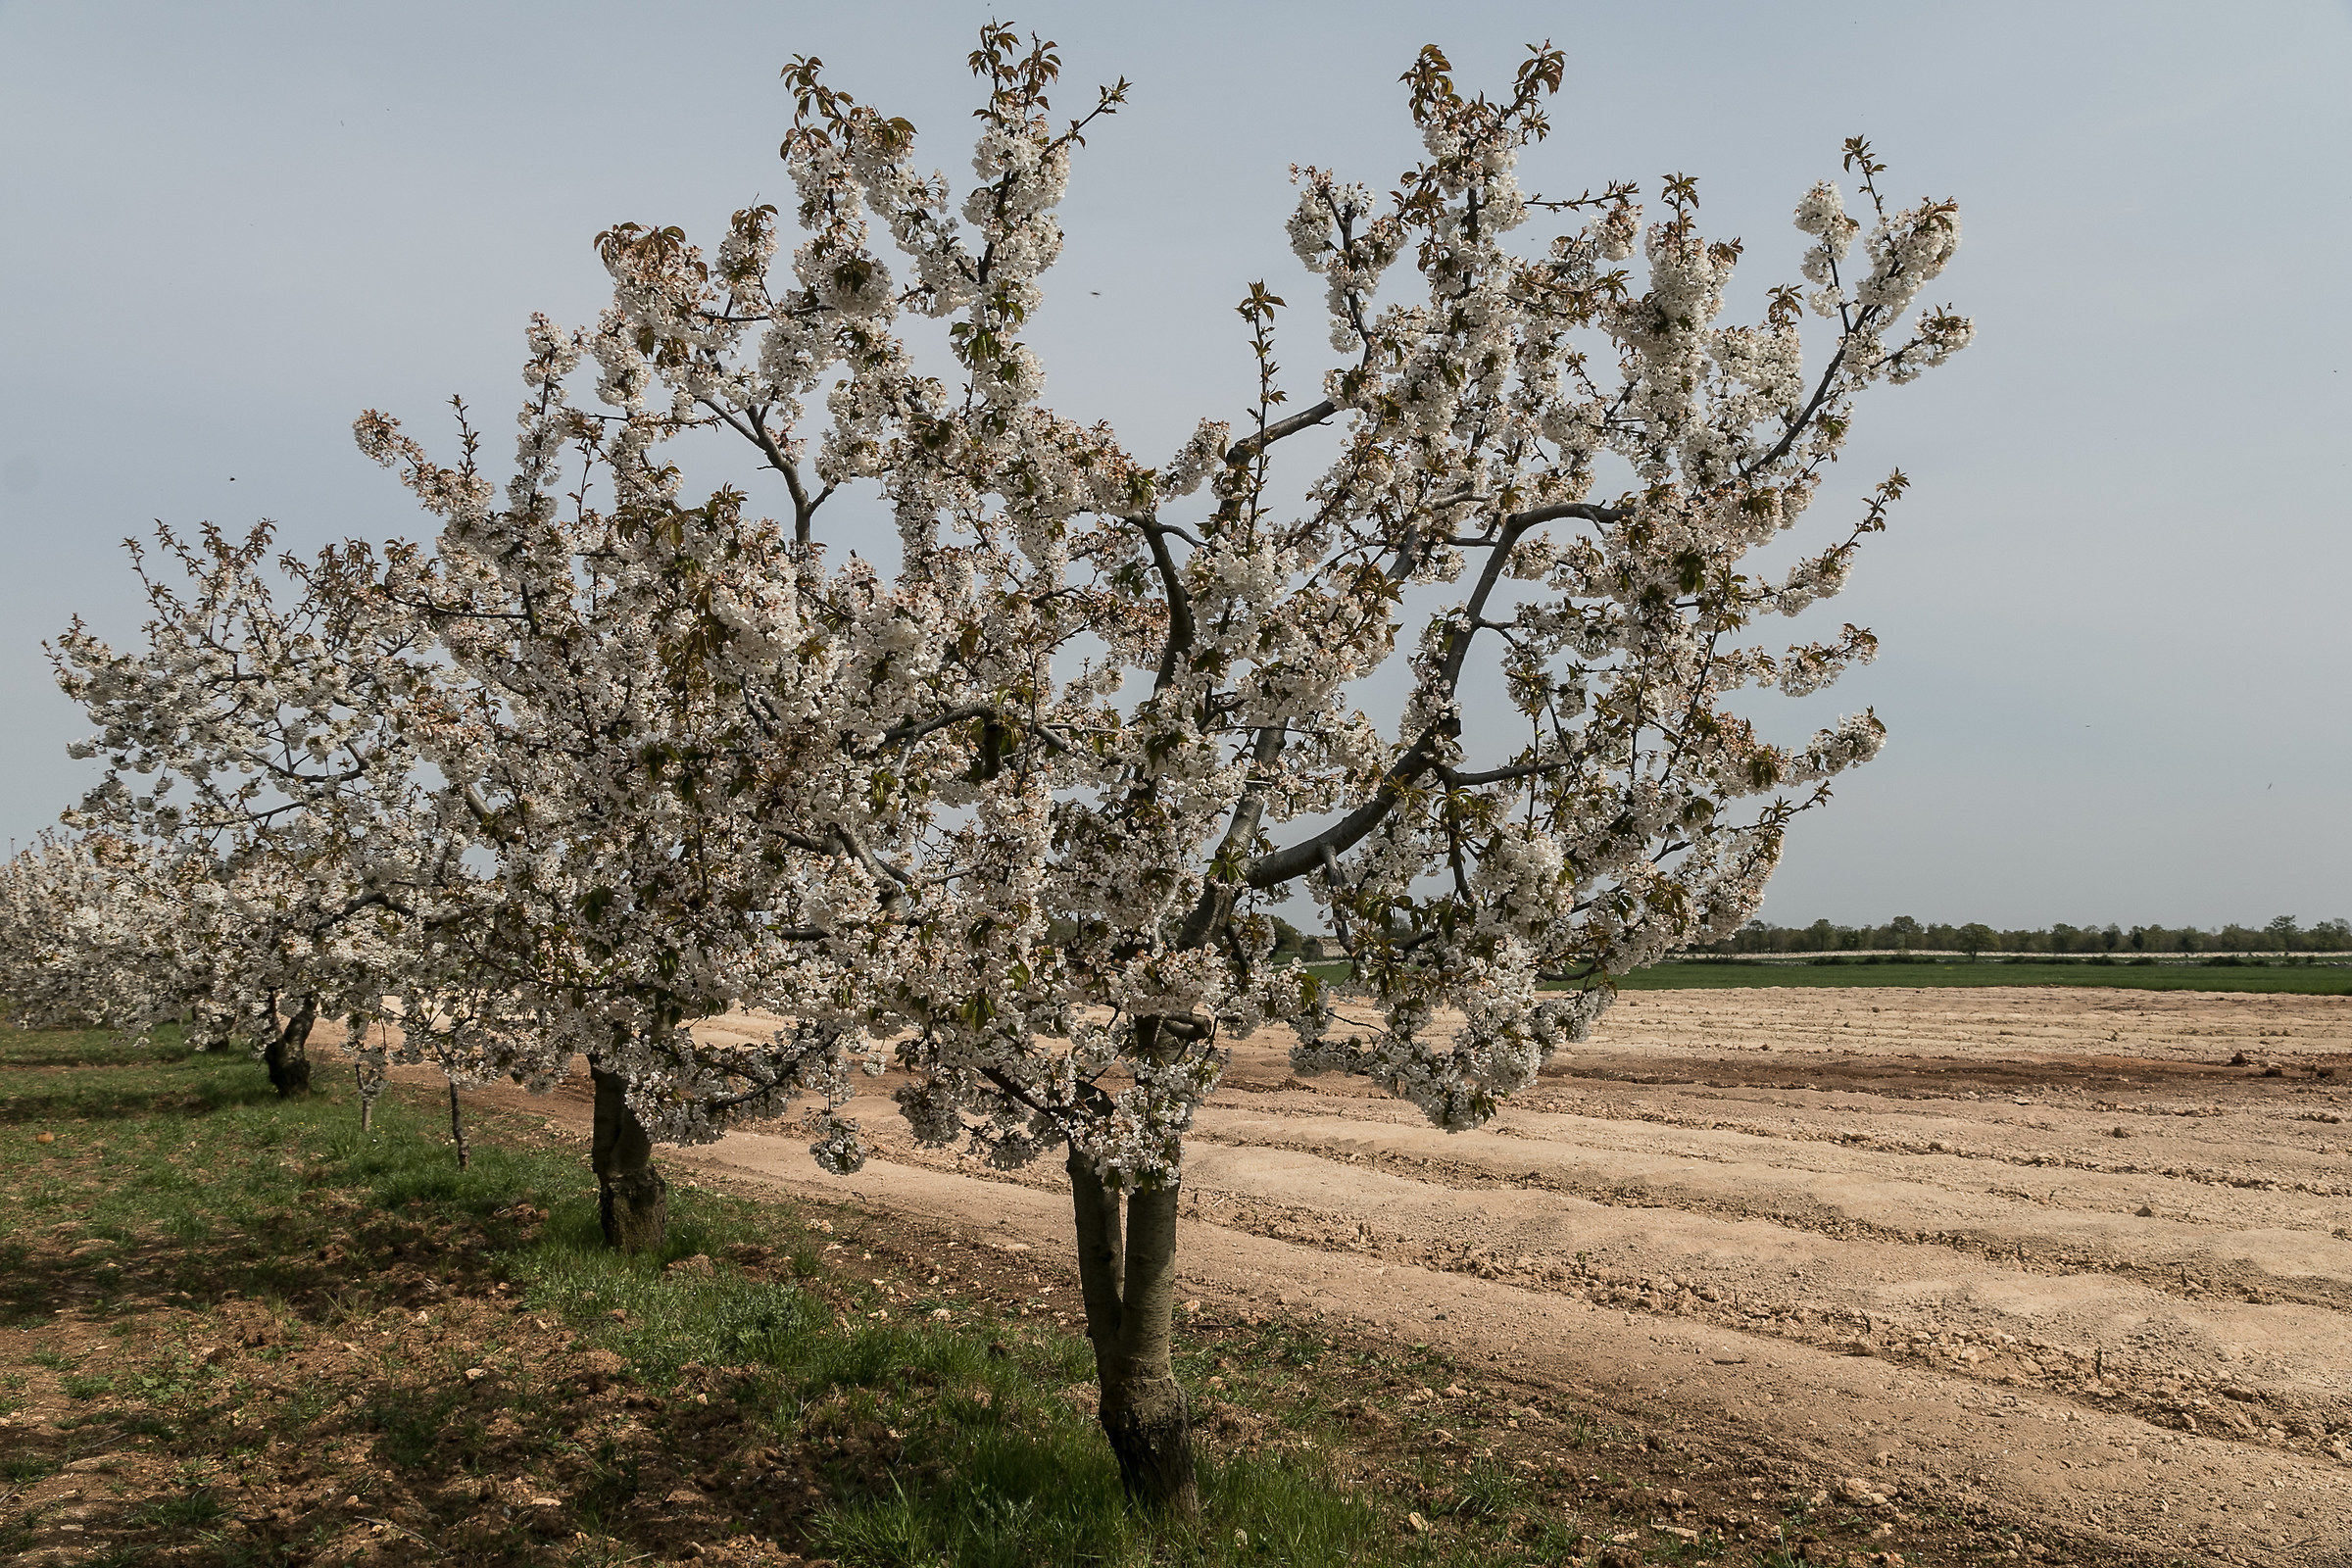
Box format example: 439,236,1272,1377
2,0,2345,930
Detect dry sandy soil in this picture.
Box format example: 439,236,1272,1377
472,985,2352,1566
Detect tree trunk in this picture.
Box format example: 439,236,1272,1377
591,1062,666,1253
264,996,317,1098
447,1079,470,1169
1067,1147,1198,1514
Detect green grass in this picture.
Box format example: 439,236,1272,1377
504,1231,1434,1567
1297,956,2352,995
0,1026,282,1125
129,1487,228,1528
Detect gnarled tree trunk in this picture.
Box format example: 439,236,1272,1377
1068,1147,1198,1514
264,995,317,1098
590,1062,666,1252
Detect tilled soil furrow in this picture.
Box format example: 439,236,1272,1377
1576,991,2351,1066
1190,1101,2352,1279
1162,1131,2352,1452
1540,1100,2352,1200
1537,1074,2352,1209
1186,1119,2352,1313
1215,1080,2352,1204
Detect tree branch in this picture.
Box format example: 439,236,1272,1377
1506,500,1627,529
1177,724,1286,947
868,704,997,753
1139,518,1195,693
1250,509,1542,890
1434,757,1570,788
1223,399,1336,466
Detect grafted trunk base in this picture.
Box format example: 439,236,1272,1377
1099,1365,1198,1515
598,1167,668,1252
266,1053,313,1098
265,998,317,1099
1068,1146,1200,1515
590,1062,667,1253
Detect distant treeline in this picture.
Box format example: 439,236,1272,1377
1695,915,2351,956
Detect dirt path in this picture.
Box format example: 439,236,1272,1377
411,986,2352,1566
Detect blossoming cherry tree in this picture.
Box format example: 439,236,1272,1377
517,27,1973,1508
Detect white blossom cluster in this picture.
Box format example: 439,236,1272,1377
0,830,175,1033
620,39,1970,1191
22,525,477,1075
6,35,1968,1202
351,318,930,1153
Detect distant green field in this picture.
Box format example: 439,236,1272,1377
1293,957,2352,996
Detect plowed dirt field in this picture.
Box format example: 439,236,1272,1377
460,985,2352,1565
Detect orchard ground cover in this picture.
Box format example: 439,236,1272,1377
3,1019,2067,1568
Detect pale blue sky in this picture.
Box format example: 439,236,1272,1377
2,1,2345,928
